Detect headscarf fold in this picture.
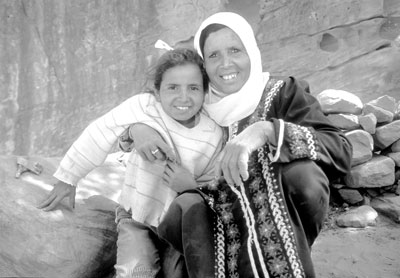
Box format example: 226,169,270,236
194,12,270,127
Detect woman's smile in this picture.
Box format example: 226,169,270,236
221,73,238,80
203,27,251,95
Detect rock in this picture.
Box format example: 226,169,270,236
327,113,360,130
2,1,400,157
345,129,373,166
363,103,394,124
336,205,378,228
316,89,363,114
395,101,400,120
366,189,380,198
368,95,397,114
338,188,364,205
358,113,377,134
396,182,400,195
361,195,371,206
371,194,400,223
373,120,400,150
0,155,125,278
392,139,400,152
345,155,395,188
386,152,400,167
331,183,346,190
396,170,400,184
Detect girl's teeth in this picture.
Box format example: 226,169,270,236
177,106,189,110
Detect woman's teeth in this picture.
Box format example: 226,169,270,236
176,106,189,110
222,73,237,80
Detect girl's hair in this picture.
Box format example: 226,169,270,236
199,23,227,56
154,48,209,92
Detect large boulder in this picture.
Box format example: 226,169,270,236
374,120,400,150
2,0,400,157
316,89,363,115
345,129,373,166
0,154,125,278
345,155,395,188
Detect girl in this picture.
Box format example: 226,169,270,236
38,48,224,278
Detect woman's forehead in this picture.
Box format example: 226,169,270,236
203,27,244,49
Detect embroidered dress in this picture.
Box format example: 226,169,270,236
158,77,352,278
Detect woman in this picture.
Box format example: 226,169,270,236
129,12,352,278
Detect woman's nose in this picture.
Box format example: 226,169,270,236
221,53,232,67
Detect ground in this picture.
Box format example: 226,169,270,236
312,206,400,278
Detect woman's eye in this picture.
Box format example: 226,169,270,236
167,85,177,90
208,52,217,59
231,48,240,53
190,86,200,91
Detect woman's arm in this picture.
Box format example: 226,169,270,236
213,77,352,186
127,123,177,163
214,121,275,186
270,77,352,180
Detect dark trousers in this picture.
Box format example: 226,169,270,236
158,160,329,278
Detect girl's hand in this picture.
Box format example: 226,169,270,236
215,121,275,186
118,128,134,152
128,124,178,163
37,180,76,211
163,161,197,193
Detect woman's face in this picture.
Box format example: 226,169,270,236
203,27,251,95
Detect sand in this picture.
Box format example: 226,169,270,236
312,214,400,278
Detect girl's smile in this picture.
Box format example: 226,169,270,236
156,63,205,128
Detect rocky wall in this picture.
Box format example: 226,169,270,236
1,0,400,156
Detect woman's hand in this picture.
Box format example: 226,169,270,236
215,121,275,186
128,124,178,163
37,180,76,211
163,161,197,193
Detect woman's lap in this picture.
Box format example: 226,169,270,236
158,160,329,278
281,159,330,247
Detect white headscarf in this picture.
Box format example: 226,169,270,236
194,12,270,127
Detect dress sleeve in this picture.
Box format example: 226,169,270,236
268,77,352,180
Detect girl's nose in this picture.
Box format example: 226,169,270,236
178,88,189,101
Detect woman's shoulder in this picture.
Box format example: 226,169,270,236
257,76,313,114
266,76,310,94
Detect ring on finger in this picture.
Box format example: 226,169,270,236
151,148,160,155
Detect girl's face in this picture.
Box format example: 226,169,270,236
203,27,251,95
156,63,205,128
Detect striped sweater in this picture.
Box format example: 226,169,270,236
54,93,224,227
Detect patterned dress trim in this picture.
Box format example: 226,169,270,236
202,79,306,278
286,123,319,160
256,79,305,277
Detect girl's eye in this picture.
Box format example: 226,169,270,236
230,48,240,53
167,85,177,90
190,86,200,91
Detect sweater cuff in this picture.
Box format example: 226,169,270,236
53,167,80,186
